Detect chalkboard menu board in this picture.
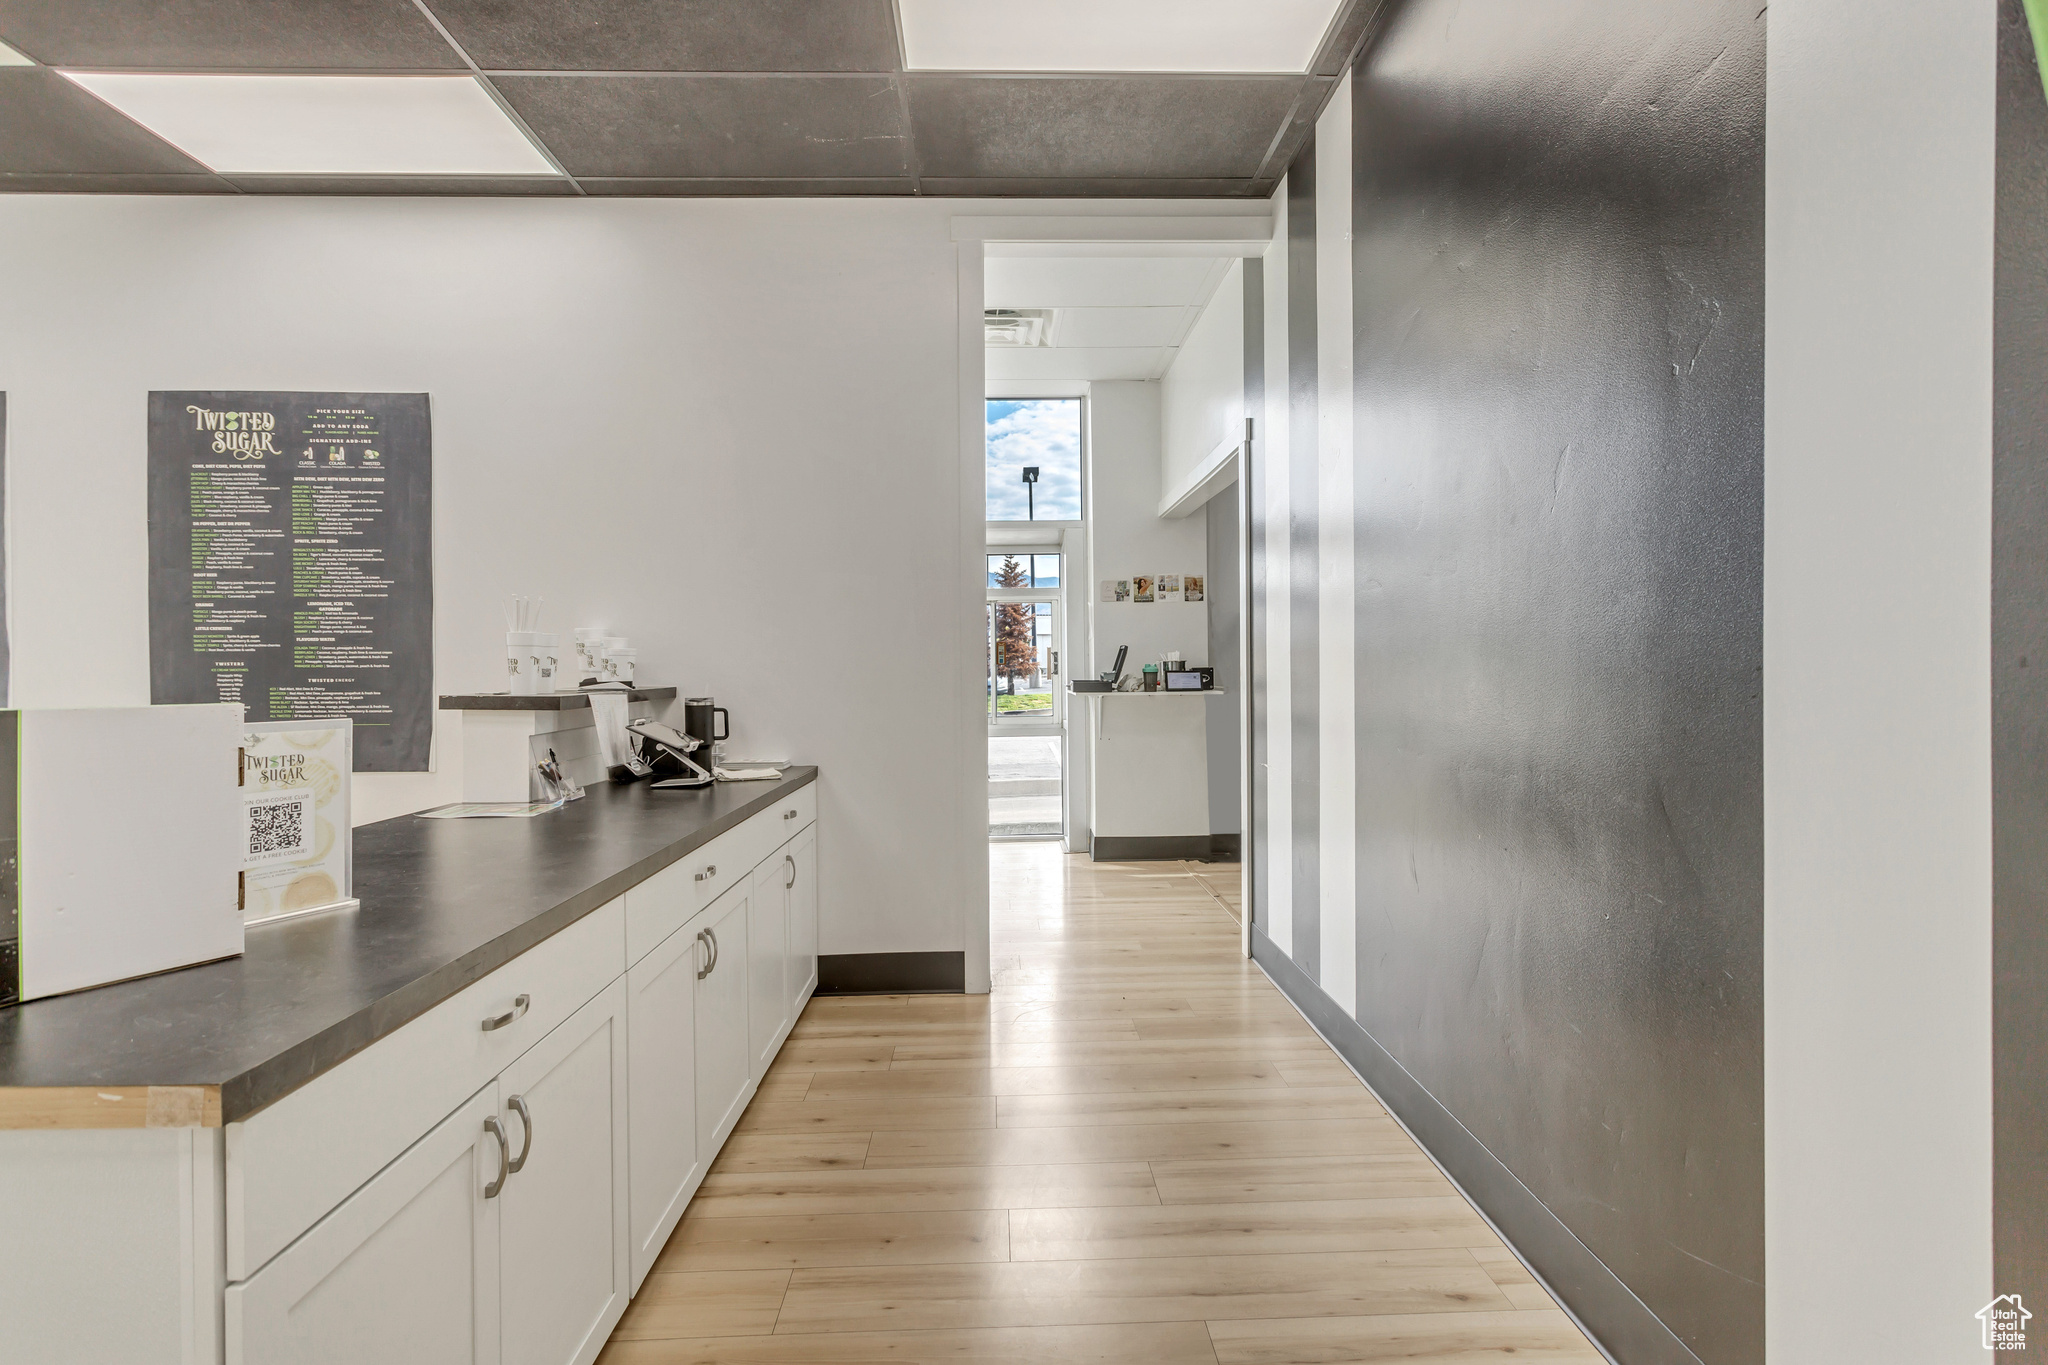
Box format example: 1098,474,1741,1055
148,392,433,772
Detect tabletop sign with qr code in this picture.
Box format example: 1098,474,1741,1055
147,392,433,772
240,719,358,926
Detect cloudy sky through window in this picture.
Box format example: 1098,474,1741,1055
987,399,1081,521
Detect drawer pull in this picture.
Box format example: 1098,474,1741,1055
785,853,796,890
694,864,718,883
481,994,531,1032
507,1094,534,1174
483,1116,510,1199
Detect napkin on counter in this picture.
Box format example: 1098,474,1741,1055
714,766,782,782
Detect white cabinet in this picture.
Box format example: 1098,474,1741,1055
785,825,819,1012
625,920,702,1292
693,885,753,1156
228,1085,502,1365
498,978,631,1365
748,856,791,1079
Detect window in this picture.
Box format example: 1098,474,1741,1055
986,554,1062,588
986,399,1081,522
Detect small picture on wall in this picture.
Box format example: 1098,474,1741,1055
1100,580,1116,603
1185,575,1205,602
1132,575,1155,603
1158,574,1182,603
1114,579,1132,602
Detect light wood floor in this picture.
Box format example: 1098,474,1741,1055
597,845,1603,1364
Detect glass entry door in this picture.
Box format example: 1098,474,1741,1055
986,552,1063,837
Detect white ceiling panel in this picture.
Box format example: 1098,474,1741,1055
986,256,1230,310
59,74,558,176
987,347,1170,382
0,40,34,66
1052,307,1193,349
900,0,1344,73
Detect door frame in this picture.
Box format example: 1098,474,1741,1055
953,211,1278,993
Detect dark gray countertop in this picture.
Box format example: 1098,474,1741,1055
438,686,678,710
0,767,816,1121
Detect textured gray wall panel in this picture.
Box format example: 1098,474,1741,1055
1286,141,1321,978
1341,1,1766,1359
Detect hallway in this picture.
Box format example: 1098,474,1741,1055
598,844,1601,1363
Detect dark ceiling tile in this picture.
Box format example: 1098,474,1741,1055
0,0,464,69
907,76,1301,181
495,74,908,178
1,171,234,193
225,174,576,195
917,177,1265,198
425,0,900,72
0,68,212,174
580,176,914,195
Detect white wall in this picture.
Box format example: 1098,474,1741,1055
1259,182,1293,953
0,194,970,959
1160,258,1244,503
1765,0,1997,1357
1084,380,1210,841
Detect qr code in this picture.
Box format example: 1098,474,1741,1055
247,794,312,861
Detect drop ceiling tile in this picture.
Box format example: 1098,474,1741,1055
899,0,1344,74
225,174,575,195
908,76,1299,180
986,346,1170,382
987,256,1230,310
1052,307,1191,348
580,176,915,195
0,0,464,69
494,74,908,179
0,67,211,174
426,0,901,73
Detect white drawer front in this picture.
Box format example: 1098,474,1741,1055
226,898,626,1282
681,826,746,912
624,860,691,966
766,784,817,842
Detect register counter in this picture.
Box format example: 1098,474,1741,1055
0,767,821,1365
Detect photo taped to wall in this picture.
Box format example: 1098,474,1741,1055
1186,575,1205,602
1159,574,1182,602
1133,575,1154,603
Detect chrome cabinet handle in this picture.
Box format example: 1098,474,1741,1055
707,926,719,976
483,1116,509,1198
694,864,718,883
481,994,530,1032
507,1095,534,1174
695,929,712,980
785,854,796,890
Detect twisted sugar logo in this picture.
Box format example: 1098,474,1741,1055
1980,1295,2031,1352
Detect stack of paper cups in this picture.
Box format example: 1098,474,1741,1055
507,631,541,696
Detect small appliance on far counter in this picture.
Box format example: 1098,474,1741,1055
1,704,244,1007
1165,664,1215,690
1070,645,1127,694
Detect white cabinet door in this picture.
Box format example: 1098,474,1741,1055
785,825,819,1013
498,978,630,1365
227,1084,502,1365
747,856,790,1080
625,921,703,1293
694,886,752,1157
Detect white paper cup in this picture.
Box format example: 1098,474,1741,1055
604,647,637,685
535,632,561,694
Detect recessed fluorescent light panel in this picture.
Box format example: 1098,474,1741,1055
897,0,1344,73
59,73,558,176
0,39,34,65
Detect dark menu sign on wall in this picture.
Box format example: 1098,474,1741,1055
148,392,433,772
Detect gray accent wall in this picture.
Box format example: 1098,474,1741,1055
1247,1,1766,1360
1995,0,2048,1315
1285,142,1321,978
